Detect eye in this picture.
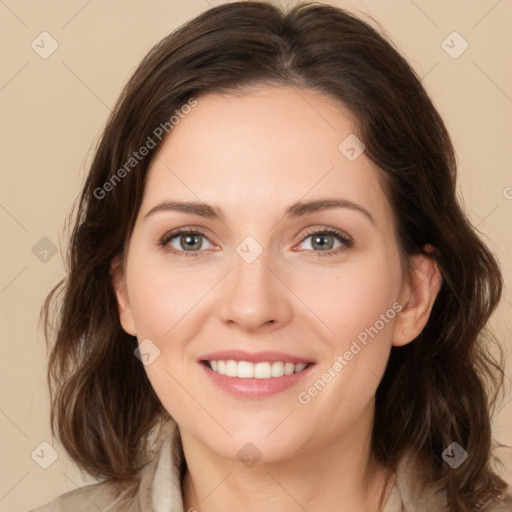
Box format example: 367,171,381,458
159,229,214,258
159,226,353,259
296,228,353,257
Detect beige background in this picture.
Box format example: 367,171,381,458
0,0,511,510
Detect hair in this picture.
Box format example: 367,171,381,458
41,1,510,510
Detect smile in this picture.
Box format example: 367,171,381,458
205,360,309,379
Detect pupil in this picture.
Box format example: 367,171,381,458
313,234,333,250
182,234,201,250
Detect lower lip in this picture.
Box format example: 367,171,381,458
199,362,315,399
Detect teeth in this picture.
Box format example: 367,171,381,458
225,360,237,377
284,362,295,375
254,362,271,379
207,360,308,379
238,361,254,378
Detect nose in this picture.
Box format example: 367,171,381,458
218,248,293,333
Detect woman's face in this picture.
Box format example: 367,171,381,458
114,86,417,463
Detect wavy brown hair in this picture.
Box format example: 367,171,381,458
41,1,511,510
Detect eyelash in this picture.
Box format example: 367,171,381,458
158,227,353,259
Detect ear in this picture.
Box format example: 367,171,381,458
110,256,137,336
392,245,443,347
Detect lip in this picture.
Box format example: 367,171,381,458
198,350,316,399
198,350,313,365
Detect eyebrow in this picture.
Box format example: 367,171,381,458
143,197,375,225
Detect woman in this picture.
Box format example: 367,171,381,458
32,1,511,511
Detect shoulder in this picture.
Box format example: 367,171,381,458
27,478,139,512
395,451,512,512
27,449,163,512
28,423,181,512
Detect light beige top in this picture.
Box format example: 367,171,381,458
29,423,511,512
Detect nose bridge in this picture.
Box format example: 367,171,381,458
218,240,290,331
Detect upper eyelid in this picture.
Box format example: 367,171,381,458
302,226,352,241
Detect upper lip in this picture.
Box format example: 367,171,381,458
199,350,314,364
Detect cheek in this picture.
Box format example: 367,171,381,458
125,261,205,424
305,253,402,349
127,259,210,339
298,252,402,410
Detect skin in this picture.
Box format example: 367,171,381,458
112,85,442,511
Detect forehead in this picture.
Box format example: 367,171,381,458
141,86,392,225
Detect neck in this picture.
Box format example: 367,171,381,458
179,403,395,512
